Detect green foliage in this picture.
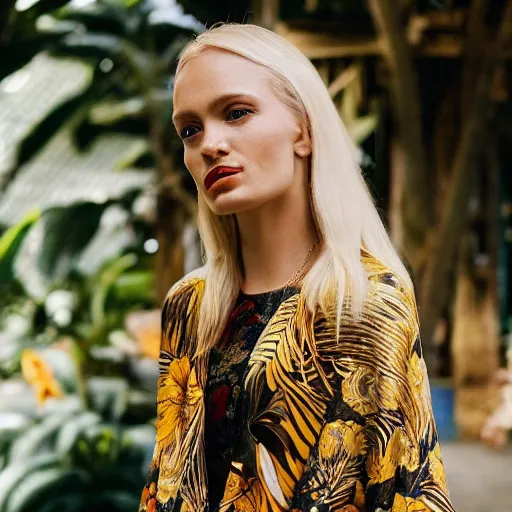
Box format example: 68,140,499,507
12,79,95,172
0,388,156,512
16,203,108,298
0,0,75,81
2,0,199,188
0,2,202,506
0,197,159,511
0,209,41,285
0,195,156,375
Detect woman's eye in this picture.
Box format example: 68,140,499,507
180,126,199,139
227,108,251,121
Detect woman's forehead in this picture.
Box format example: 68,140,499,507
175,49,267,92
173,50,275,117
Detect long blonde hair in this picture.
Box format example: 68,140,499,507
174,23,412,356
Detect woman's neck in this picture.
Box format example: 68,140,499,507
235,185,320,295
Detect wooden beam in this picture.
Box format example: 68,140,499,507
275,21,468,59
252,0,279,29
420,34,464,57
327,64,359,98
274,22,380,58
316,59,330,86
368,0,432,282
422,8,466,30
304,0,318,12
462,0,488,108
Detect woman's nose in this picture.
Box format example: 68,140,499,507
201,129,230,159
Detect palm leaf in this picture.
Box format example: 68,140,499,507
0,208,40,285
5,467,86,512
0,34,69,81
56,4,129,37
14,202,109,298
6,79,95,186
0,453,60,511
114,139,154,170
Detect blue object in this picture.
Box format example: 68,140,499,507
430,380,456,441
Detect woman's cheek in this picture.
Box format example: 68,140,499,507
183,154,199,185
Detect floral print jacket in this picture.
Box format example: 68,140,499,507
139,253,455,512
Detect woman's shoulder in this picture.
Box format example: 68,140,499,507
162,267,206,309
160,267,206,358
359,249,419,340
360,249,415,307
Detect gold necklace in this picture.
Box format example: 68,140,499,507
283,238,320,288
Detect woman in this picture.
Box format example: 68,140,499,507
139,23,455,512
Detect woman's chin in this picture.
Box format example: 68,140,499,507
208,194,259,216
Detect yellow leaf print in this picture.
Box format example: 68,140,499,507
156,356,203,443
367,428,402,484
392,493,430,511
342,367,379,416
319,420,366,460
429,442,448,490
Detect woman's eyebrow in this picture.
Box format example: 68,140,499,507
172,92,257,125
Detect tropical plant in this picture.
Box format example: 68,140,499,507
0,195,162,511
0,352,157,512
2,0,202,301
0,193,158,372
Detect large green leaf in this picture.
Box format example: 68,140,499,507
14,202,109,299
110,269,154,302
56,3,129,37
149,21,197,56
0,208,40,285
0,34,70,81
91,253,138,331
5,467,86,512
18,0,72,15
51,32,152,82
114,139,154,170
73,113,150,151
8,80,95,182
86,377,129,422
0,453,60,511
9,412,74,461
88,96,148,125
55,410,101,457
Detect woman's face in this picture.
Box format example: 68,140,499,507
172,47,311,215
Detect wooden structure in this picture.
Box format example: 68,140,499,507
253,0,512,440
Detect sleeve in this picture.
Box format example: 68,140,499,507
138,275,204,512
291,273,455,512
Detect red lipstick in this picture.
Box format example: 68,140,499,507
204,166,243,191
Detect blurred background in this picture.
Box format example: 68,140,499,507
0,0,511,510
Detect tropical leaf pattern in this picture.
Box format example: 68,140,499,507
139,253,455,512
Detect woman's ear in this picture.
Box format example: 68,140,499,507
294,122,312,157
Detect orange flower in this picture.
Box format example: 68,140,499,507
140,486,149,504
156,357,203,443
146,498,157,512
21,349,63,406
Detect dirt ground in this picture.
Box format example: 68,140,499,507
441,441,512,511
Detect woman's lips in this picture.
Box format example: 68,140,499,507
204,166,243,191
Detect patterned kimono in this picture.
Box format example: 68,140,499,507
139,252,455,512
